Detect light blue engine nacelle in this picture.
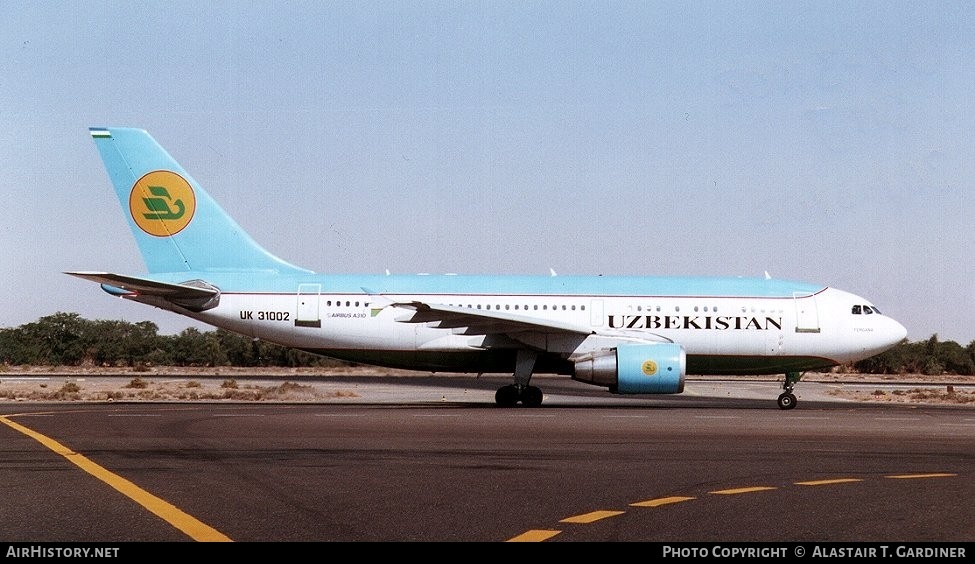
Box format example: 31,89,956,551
572,343,687,394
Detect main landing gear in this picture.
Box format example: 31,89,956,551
495,384,544,408
777,371,802,410
495,349,544,408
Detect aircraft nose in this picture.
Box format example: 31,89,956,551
886,317,908,346
856,316,907,359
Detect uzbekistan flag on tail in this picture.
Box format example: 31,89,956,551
89,128,111,138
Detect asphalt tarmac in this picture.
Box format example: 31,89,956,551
0,373,972,544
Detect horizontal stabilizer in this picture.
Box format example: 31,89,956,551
65,271,220,311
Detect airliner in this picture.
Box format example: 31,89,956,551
68,127,907,409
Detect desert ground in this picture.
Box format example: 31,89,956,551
0,365,973,405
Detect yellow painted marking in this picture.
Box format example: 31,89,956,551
710,486,777,495
631,496,696,507
509,472,962,542
560,510,625,524
796,478,863,486
507,529,561,542
0,415,232,542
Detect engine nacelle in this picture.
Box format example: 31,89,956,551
572,343,686,394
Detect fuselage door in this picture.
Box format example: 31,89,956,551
296,283,322,328
590,299,604,327
794,293,820,333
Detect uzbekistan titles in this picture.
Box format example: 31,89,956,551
607,315,783,331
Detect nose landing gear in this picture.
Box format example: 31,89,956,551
777,371,801,410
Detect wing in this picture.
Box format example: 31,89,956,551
389,300,595,336
379,298,674,356
357,283,671,343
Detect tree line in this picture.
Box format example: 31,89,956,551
0,313,341,368
2,312,974,375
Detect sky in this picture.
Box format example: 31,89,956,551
2,1,973,344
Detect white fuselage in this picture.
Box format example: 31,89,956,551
165,284,905,376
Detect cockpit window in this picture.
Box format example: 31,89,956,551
852,304,882,315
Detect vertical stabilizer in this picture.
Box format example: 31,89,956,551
88,127,312,275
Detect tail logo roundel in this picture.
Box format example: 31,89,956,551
129,171,196,237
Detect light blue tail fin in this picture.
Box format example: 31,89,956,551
89,127,312,275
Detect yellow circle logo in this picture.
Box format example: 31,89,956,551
641,360,658,376
129,171,196,237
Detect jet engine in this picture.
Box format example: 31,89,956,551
573,342,686,394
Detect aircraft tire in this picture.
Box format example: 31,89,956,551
777,392,797,410
495,385,519,407
521,386,543,408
